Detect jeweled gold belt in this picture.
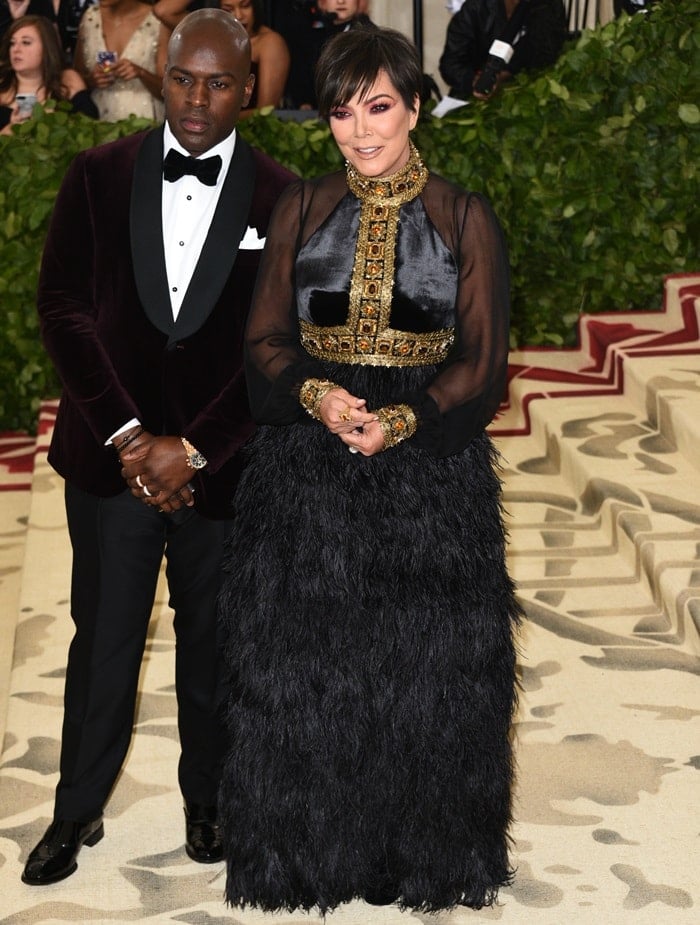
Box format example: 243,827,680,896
300,320,454,367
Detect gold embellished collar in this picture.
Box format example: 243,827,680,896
345,141,429,206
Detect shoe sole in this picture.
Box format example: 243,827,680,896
185,844,223,864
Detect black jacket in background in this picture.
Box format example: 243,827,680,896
280,11,373,110
439,0,567,100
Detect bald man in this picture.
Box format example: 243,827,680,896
24,10,295,885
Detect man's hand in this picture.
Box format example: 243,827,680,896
472,69,511,100
119,432,196,512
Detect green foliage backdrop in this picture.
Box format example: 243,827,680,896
0,2,697,431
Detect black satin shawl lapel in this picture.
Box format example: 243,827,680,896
130,127,172,337
171,137,256,343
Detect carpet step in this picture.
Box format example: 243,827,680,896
498,275,700,656
516,393,698,644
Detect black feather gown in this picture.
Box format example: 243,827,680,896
218,149,521,914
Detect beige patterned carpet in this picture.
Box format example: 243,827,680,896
1,275,698,924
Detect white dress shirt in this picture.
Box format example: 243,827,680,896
162,122,237,321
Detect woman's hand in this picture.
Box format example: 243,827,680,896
317,388,377,435
90,62,115,88
338,419,386,457
7,102,31,125
112,57,142,82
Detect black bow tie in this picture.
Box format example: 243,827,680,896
163,148,222,186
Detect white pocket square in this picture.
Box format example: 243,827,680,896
239,226,266,250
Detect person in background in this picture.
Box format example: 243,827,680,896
22,9,294,887
280,0,372,109
56,0,96,62
439,0,567,101
0,13,96,133
154,0,290,113
222,0,289,112
0,0,56,44
74,0,168,120
217,24,520,913
0,0,97,63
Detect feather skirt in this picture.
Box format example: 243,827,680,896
218,363,521,913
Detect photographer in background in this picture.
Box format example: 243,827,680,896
278,0,372,110
439,0,566,102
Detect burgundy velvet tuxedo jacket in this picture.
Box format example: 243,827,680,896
38,127,295,519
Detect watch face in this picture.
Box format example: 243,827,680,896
190,451,207,469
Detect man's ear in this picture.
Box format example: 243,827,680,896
242,72,255,108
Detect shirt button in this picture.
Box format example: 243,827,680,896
179,241,184,246
172,286,178,292
186,195,192,201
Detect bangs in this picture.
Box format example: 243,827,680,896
315,25,422,120
329,53,383,111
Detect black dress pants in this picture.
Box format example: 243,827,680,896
54,482,233,821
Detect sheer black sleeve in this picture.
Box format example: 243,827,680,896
407,185,510,457
244,180,327,424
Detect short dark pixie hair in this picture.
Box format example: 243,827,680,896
315,25,422,120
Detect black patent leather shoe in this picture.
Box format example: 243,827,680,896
184,802,222,863
22,816,104,885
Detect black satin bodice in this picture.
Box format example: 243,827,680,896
296,193,459,334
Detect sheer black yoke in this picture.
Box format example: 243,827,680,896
244,168,510,457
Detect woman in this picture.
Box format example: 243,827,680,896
0,14,96,133
222,0,288,111
153,0,289,113
74,0,167,121
218,26,521,913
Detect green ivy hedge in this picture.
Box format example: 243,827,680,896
1,1,697,432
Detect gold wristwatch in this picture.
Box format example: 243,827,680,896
181,437,208,470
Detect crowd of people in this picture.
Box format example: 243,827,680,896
2,0,658,131
0,0,377,127
0,0,619,130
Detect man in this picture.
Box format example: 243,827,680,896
23,9,294,885
439,0,567,101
